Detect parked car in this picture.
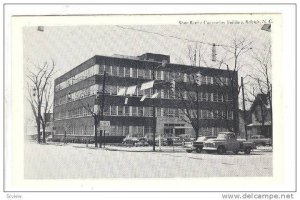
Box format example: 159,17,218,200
166,137,183,146
122,137,139,146
203,132,256,154
185,136,217,153
248,135,272,146
134,138,149,147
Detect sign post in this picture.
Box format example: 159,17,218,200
99,121,110,147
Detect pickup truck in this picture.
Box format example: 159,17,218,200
203,132,256,154
248,135,272,146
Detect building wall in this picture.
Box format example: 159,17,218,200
53,54,238,141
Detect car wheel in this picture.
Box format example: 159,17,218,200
195,147,202,153
244,147,251,154
233,150,239,154
186,149,193,153
217,146,226,154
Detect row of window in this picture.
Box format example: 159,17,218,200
200,127,229,136
54,84,233,107
55,64,231,92
100,65,230,86
54,105,234,121
55,125,229,137
55,65,98,91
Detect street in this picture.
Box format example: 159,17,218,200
24,142,272,179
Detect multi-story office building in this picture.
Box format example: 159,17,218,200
53,53,238,142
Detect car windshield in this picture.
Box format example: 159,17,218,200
196,136,206,142
217,134,227,139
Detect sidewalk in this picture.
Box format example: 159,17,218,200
45,142,272,153
104,145,186,152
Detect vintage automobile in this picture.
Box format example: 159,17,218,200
203,132,256,154
122,137,139,146
134,137,149,147
248,135,272,146
185,136,217,153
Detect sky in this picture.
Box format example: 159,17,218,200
23,24,271,77
23,23,271,126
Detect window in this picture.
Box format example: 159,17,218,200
168,108,175,117
138,69,144,78
132,106,138,116
144,107,150,117
190,92,197,101
118,67,125,77
112,66,118,76
183,73,188,82
202,110,207,119
138,107,144,116
160,89,164,98
117,126,123,136
132,68,138,78
111,106,117,116
144,126,152,135
207,76,213,84
124,106,130,116
156,71,162,80
213,110,218,119
118,106,124,116
138,126,144,136
175,72,182,81
174,109,179,118
123,126,129,136
189,74,194,83
125,67,130,77
227,94,233,102
131,126,138,137
161,71,164,80
227,111,233,120
156,107,162,117
99,65,105,75
207,110,213,119
103,106,111,116
104,65,111,75
164,71,169,81
213,93,218,102
144,69,151,79
201,76,207,84
169,72,175,80
163,108,168,117
110,126,117,136
218,93,224,102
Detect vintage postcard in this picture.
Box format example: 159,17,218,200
3,4,296,195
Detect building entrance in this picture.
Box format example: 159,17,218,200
164,123,185,137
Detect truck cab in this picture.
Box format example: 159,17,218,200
203,132,256,154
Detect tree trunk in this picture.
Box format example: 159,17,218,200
36,120,41,143
94,117,98,148
195,127,200,139
42,124,46,143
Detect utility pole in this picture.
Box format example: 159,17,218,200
99,71,107,148
152,68,156,152
241,77,248,140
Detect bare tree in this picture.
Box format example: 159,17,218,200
245,44,272,137
177,38,253,137
66,72,108,148
249,44,272,123
219,38,253,134
73,94,102,148
26,60,55,143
